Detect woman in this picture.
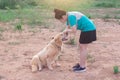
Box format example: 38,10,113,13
54,9,96,72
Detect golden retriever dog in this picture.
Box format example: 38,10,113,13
31,32,66,72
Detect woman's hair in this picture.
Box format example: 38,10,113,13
54,8,66,20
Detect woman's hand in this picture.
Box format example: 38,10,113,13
63,29,68,37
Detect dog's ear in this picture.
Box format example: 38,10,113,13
55,37,62,46
60,32,64,36
50,35,54,40
55,35,62,42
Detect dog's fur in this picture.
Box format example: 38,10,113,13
31,33,64,72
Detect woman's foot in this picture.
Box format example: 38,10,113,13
72,63,80,69
73,66,86,72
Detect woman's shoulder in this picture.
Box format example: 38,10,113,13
67,11,84,20
68,11,84,15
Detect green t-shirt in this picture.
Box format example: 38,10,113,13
67,12,96,32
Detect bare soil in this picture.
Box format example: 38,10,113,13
0,19,120,80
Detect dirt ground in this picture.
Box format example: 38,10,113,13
0,19,120,80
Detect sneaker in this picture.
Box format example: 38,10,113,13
73,66,86,72
72,63,80,69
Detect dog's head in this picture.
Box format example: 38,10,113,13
52,32,66,46
62,32,68,41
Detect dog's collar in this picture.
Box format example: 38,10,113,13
51,42,61,51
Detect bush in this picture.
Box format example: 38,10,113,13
0,0,16,9
15,24,22,31
0,0,37,9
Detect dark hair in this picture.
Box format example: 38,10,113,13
54,8,66,19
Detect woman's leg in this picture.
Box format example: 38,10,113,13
79,43,88,68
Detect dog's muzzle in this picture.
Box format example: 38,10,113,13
62,37,68,41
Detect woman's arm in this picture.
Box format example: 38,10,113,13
64,25,77,35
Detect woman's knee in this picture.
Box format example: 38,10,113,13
79,44,88,51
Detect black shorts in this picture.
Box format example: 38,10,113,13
79,30,97,44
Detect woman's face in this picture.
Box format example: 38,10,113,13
59,15,67,23
59,19,66,23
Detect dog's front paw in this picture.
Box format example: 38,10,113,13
32,69,38,73
38,67,42,71
56,63,61,67
48,66,53,70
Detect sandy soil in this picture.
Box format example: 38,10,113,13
0,19,120,80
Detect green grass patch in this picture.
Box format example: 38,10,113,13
113,66,119,74
0,8,53,27
0,0,38,9
114,15,120,19
0,10,17,22
41,0,95,11
64,38,76,45
14,24,22,31
0,27,5,33
0,0,120,27
103,14,111,19
93,0,120,8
